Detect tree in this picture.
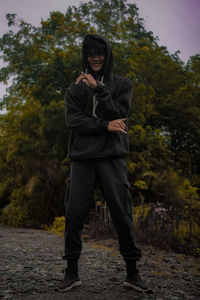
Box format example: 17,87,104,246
0,0,199,243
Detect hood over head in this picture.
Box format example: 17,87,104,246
82,34,113,82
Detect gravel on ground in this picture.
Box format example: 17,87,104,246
0,226,199,300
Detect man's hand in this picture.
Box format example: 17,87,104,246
75,73,85,85
75,72,97,89
107,118,127,134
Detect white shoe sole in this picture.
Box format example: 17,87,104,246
123,281,152,292
56,280,82,292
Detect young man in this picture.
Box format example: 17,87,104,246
56,34,151,292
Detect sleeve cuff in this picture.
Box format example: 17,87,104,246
94,81,106,95
101,120,109,131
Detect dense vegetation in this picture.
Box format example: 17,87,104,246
0,0,199,254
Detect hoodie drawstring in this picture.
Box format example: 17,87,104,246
93,76,104,118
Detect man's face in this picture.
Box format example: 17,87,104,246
87,54,105,73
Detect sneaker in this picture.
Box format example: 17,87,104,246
55,269,82,292
123,272,153,293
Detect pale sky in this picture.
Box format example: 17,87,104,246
0,0,200,105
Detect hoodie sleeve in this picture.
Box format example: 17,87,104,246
65,83,108,134
95,77,133,120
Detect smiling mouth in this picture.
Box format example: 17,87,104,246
91,62,102,65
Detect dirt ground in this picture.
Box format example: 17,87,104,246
0,226,199,300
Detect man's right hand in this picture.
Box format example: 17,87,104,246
107,118,127,134
75,73,85,84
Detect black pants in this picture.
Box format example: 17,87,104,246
64,158,141,262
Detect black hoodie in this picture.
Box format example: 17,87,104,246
64,34,133,160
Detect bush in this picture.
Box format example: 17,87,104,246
134,203,200,255
45,216,65,236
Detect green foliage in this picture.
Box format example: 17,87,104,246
45,216,65,236
1,188,29,227
151,170,199,208
0,0,199,253
0,98,68,226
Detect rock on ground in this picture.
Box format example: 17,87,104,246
0,226,199,300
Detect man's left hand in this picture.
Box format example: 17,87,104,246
80,72,97,89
